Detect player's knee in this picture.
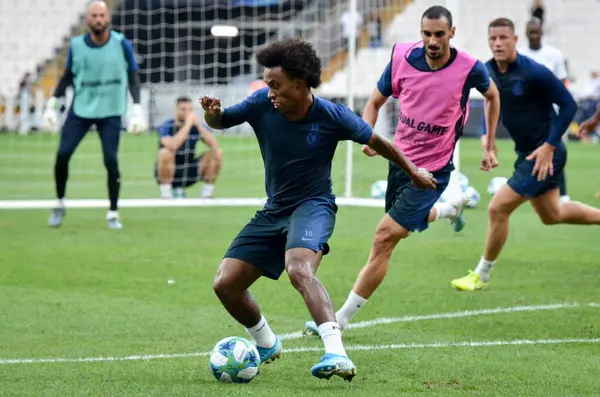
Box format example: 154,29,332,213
213,268,234,301
56,148,73,165
103,154,119,172
372,223,407,256
538,211,561,225
158,148,174,163
488,201,510,222
285,255,314,291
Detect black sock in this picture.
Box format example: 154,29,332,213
106,163,120,211
54,156,69,200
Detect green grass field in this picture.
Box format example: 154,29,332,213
1,133,600,396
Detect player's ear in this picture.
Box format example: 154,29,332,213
450,26,456,39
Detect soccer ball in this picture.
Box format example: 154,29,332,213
458,173,469,192
209,337,260,383
487,177,508,196
370,180,388,199
464,186,481,208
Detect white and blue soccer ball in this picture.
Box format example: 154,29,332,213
370,180,388,199
487,177,508,196
209,336,260,383
464,186,481,208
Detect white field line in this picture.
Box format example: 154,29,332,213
1,301,597,365
2,338,599,365
278,301,597,340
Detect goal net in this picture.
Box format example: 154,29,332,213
1,0,468,208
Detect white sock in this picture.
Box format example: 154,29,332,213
434,202,458,220
475,256,495,282
56,198,65,208
159,183,172,198
318,322,347,356
202,183,215,198
246,315,277,348
106,210,119,220
335,291,368,330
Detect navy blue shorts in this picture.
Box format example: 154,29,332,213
385,162,452,233
224,198,337,280
507,143,567,198
154,154,204,187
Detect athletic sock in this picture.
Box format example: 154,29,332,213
246,315,277,348
160,183,172,198
434,202,458,220
475,256,495,282
108,175,120,211
202,183,215,198
318,322,347,356
335,291,368,330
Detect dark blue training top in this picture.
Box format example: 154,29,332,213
222,87,373,212
158,118,204,163
65,32,139,73
485,53,577,153
377,47,490,138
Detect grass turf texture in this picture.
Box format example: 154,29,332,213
1,133,600,396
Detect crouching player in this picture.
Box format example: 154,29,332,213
156,96,222,198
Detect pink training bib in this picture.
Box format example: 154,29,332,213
391,41,477,172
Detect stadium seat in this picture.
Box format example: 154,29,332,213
0,0,87,98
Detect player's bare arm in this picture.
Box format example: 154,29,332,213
481,79,500,171
361,87,389,157
200,96,224,129
160,112,196,151
366,133,437,191
196,121,220,151
578,105,600,136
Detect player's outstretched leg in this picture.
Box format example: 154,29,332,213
157,148,175,199
451,185,526,291
531,188,600,226
213,258,282,365
432,195,471,232
98,117,122,229
49,113,89,227
285,248,356,381
199,148,223,198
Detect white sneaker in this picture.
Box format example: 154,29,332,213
106,211,123,230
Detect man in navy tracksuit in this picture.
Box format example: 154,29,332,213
452,17,600,291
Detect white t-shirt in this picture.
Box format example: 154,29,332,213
340,10,363,38
518,45,568,80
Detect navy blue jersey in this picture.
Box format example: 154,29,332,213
485,53,577,153
65,32,138,73
158,118,204,163
222,87,373,212
377,47,490,137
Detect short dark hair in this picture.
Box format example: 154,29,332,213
421,5,453,27
176,96,192,104
489,18,515,31
256,39,322,89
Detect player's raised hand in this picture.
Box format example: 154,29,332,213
526,143,554,182
361,144,378,157
481,147,499,172
410,167,437,191
578,118,599,137
200,96,222,115
186,110,199,124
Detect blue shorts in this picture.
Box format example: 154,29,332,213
224,199,337,280
385,162,452,233
507,143,567,198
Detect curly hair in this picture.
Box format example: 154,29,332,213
256,39,322,89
